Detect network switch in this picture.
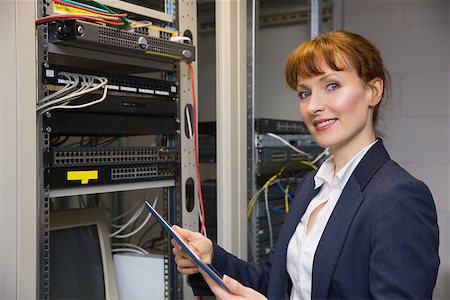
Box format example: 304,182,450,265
256,134,317,148
45,146,179,168
257,146,323,163
255,118,309,134
45,163,177,188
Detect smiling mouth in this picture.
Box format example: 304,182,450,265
314,119,337,127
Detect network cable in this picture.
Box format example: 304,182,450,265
37,71,108,115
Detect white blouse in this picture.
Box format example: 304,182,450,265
286,140,377,300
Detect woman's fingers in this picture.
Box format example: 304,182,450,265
222,275,267,299
170,226,213,275
199,269,267,300
171,240,185,256
173,254,199,274
174,253,194,267
172,238,199,275
198,269,231,299
222,275,244,294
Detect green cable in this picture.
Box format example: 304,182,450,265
61,0,109,13
87,0,130,26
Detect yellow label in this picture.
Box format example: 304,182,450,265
53,3,103,17
67,170,98,184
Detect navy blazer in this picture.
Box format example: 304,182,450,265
189,141,440,299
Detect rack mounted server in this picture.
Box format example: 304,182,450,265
48,19,196,62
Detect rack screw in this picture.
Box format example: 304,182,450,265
77,25,84,35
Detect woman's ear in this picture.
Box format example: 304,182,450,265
368,77,383,107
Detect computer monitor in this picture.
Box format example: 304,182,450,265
49,207,118,300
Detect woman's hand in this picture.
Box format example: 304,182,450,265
171,225,213,275
200,269,267,300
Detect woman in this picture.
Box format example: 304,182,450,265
172,30,440,299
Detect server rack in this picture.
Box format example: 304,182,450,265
246,0,334,264
248,119,326,263
35,1,198,299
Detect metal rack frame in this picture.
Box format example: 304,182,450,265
34,1,198,299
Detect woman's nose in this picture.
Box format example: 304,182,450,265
306,93,325,115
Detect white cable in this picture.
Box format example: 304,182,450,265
110,202,145,237
266,133,313,160
311,148,330,165
37,73,84,111
110,190,151,228
111,248,147,255
114,213,152,239
264,185,274,248
114,197,158,239
110,193,147,222
37,72,80,106
38,78,107,114
170,36,192,44
41,83,108,114
246,179,280,212
37,72,76,104
37,74,107,113
111,243,150,255
131,21,153,28
247,185,266,211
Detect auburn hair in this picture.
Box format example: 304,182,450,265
285,30,391,125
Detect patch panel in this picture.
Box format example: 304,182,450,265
43,65,178,99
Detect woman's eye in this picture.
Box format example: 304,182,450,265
326,82,340,91
298,91,310,100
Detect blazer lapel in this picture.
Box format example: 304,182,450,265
311,140,390,298
311,176,364,299
268,172,320,299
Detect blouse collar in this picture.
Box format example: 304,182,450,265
314,140,379,189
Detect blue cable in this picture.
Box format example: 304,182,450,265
272,208,287,214
277,182,293,201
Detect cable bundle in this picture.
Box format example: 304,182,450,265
109,196,158,240
35,0,129,27
37,71,108,115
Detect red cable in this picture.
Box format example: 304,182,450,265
35,14,124,26
53,0,128,17
189,63,206,235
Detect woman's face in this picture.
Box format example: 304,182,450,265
297,64,378,155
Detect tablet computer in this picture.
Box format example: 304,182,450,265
144,201,230,293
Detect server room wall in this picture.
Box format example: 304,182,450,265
342,1,450,298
